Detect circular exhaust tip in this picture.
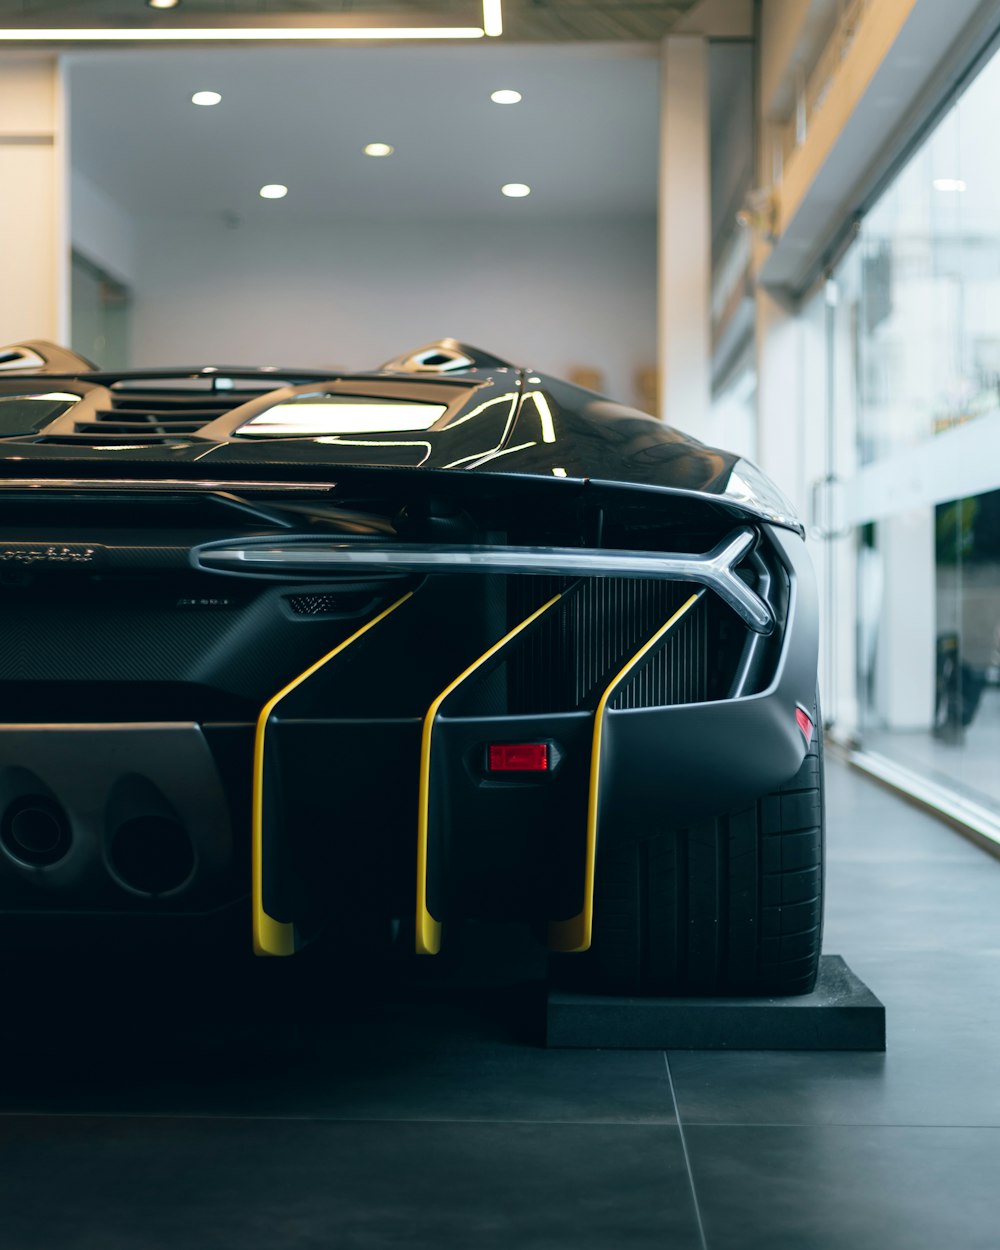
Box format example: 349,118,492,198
109,815,195,897
1,796,72,867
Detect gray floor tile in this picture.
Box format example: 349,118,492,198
669,1039,1000,1130
823,857,1000,953
686,1124,1000,1250
822,763,962,855
0,955,674,1123
669,788,1000,1128
668,948,1000,1127
0,1118,700,1250
0,1041,676,1124
3,755,1000,1249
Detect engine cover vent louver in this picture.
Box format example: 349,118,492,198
72,382,280,440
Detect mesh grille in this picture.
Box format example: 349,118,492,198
505,577,706,714
285,592,373,616
610,598,707,709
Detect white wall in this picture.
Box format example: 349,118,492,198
129,213,657,409
71,166,136,286
0,56,67,345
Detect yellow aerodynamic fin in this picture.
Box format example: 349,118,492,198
252,591,414,956
416,592,564,955
548,590,705,953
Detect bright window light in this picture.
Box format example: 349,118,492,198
501,182,530,198
147,0,180,8
490,89,521,104
259,184,288,199
191,90,221,106
364,142,395,157
933,178,967,192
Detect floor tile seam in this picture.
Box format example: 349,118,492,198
825,945,1000,952
820,943,1000,954
663,1053,709,1250
674,1121,1000,1131
0,1114,672,1128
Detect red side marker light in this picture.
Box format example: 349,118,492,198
796,707,814,744
488,743,549,772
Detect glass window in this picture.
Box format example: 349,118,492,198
820,39,1000,819
856,49,1000,466
857,488,1000,809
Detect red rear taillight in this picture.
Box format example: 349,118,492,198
488,743,549,772
796,707,814,744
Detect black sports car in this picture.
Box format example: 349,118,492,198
0,337,822,995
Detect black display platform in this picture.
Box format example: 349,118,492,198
546,954,885,1050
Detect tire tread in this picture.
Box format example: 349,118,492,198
585,700,825,996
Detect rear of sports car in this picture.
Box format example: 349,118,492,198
0,346,822,996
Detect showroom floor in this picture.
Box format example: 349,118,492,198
1,757,999,1249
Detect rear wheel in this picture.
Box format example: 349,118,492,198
579,706,824,997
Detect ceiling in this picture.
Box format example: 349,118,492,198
67,43,662,220
0,1,702,42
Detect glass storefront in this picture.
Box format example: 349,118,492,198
815,41,1000,817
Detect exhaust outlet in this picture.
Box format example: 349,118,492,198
106,775,196,897
0,767,74,868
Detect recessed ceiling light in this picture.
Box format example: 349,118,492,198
364,142,395,157
933,177,967,192
490,89,521,105
501,183,531,198
191,90,221,107
259,184,288,200
147,0,180,8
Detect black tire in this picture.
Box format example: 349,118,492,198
581,704,824,997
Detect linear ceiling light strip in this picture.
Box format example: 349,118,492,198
0,4,500,42
0,27,485,41
482,0,503,37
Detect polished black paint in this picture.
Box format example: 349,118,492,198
0,340,817,947
0,346,747,514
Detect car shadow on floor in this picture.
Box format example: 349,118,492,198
0,917,655,1122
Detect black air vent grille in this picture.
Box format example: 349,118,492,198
73,383,278,437
285,591,378,617
82,416,209,435
609,599,707,710
502,576,746,714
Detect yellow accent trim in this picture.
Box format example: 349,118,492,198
548,591,704,953
252,591,414,956
416,592,564,955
